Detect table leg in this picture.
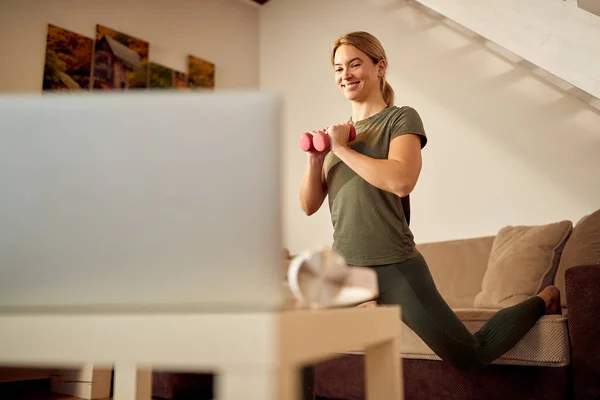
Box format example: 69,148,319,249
113,363,152,400
364,336,402,400
136,368,152,400
278,365,300,400
215,365,298,400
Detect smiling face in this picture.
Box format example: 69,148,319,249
333,44,385,103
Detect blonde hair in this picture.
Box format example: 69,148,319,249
331,31,395,107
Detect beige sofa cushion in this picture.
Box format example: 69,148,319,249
555,208,600,308
345,309,570,367
417,236,495,308
474,221,572,309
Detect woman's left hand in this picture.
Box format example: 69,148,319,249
326,123,353,153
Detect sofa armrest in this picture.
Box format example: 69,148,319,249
565,264,600,400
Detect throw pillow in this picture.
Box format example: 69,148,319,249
555,208,600,308
474,220,572,309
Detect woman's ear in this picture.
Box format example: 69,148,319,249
377,59,386,78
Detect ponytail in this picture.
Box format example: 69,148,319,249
382,78,395,107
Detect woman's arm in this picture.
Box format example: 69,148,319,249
299,151,328,216
329,125,423,198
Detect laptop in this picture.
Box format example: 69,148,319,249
0,90,285,312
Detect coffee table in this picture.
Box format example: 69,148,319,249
0,306,403,399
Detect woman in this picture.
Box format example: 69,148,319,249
298,31,560,398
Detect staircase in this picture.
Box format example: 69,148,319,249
404,0,600,112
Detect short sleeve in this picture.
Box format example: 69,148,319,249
389,106,427,149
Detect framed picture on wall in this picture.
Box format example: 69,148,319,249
187,55,215,90
42,24,94,91
149,62,188,90
93,24,149,90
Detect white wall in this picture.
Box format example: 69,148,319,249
260,0,600,254
0,0,260,92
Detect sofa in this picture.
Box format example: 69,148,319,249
314,208,600,400
151,208,600,400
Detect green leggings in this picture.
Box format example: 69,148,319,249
301,252,546,398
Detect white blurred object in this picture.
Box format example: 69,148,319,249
0,91,284,312
287,248,378,309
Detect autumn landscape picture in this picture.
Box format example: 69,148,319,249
42,23,216,93
149,62,188,89
187,55,215,89
43,24,93,91
93,24,149,90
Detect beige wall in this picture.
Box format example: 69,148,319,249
0,0,260,92
260,0,600,255
2,0,599,257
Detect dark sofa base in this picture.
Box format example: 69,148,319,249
315,354,571,400
151,355,570,400
152,371,213,400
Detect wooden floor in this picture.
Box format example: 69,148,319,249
0,379,110,400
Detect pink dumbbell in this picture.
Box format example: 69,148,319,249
300,132,315,152
299,125,357,153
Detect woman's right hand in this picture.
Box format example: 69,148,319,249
300,129,329,216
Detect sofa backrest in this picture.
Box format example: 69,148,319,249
555,208,600,308
417,208,600,311
416,236,495,308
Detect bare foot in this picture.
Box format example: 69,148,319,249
356,300,378,308
537,285,561,314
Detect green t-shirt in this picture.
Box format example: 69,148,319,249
323,105,427,267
